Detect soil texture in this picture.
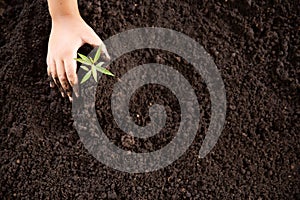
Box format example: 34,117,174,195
0,0,299,199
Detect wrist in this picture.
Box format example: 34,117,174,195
48,0,81,21
51,13,83,23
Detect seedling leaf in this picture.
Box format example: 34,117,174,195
89,56,94,64
80,65,89,71
74,58,91,65
92,66,97,82
81,70,92,84
78,53,92,64
95,64,114,76
94,46,102,63
96,62,105,67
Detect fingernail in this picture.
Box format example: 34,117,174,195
69,96,73,102
101,49,111,62
75,91,79,98
66,91,72,98
105,52,111,61
53,78,57,84
73,84,79,97
61,92,65,97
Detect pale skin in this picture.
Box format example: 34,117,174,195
46,0,110,101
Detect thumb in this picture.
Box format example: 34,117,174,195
83,30,111,61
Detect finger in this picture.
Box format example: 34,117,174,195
46,57,51,76
54,77,66,98
64,55,79,98
83,31,111,61
48,76,55,88
47,59,57,88
47,65,50,77
99,44,111,62
55,60,72,98
65,85,73,102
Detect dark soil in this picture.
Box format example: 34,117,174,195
1,0,299,199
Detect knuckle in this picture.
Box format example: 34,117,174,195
68,79,75,86
49,70,57,78
59,50,72,59
69,77,78,86
51,72,58,78
58,74,66,82
46,57,54,66
66,72,74,80
47,61,54,67
46,56,51,65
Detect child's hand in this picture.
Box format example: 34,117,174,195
46,15,110,101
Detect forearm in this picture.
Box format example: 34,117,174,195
47,0,81,20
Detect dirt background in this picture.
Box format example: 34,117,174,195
0,0,299,199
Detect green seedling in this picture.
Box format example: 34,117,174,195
74,46,114,84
